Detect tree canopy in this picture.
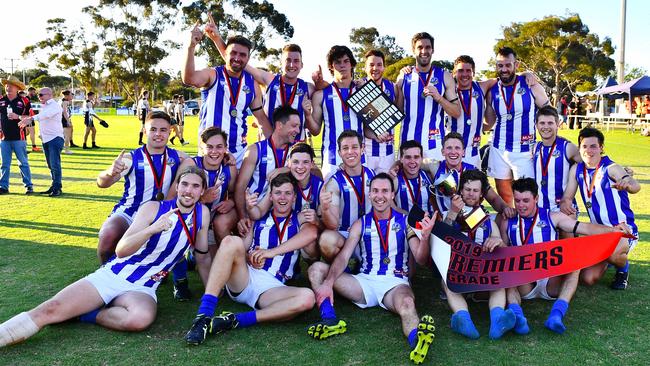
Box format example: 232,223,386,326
349,27,405,76
494,14,615,99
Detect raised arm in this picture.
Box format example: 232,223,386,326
234,145,259,223
116,202,176,257
97,150,132,188
182,22,215,89
560,164,579,216
251,82,273,138
439,71,461,119
319,178,341,230
307,90,324,136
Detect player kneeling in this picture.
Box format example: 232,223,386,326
0,167,212,347
307,173,436,364
184,172,318,345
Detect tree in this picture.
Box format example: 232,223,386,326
181,0,294,67
83,0,181,104
349,27,405,76
22,18,102,93
494,14,614,101
383,57,454,82
622,66,647,82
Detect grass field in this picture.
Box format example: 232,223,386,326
0,115,649,365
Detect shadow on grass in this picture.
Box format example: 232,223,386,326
51,192,121,203
28,173,97,183
0,219,98,238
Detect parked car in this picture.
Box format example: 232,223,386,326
184,99,200,115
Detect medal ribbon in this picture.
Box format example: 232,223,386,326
583,160,602,200
143,145,167,197
279,76,298,106
176,206,197,247
518,208,538,245
418,68,434,91
403,172,421,205
373,209,392,256
268,137,289,168
539,141,557,178
499,78,518,117
272,210,293,242
223,68,244,112
457,85,473,121
332,83,352,114
299,179,312,203
342,169,365,209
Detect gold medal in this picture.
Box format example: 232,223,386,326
230,109,238,118
156,192,165,201
383,257,391,265
586,201,592,209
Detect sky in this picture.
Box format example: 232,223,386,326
3,0,649,85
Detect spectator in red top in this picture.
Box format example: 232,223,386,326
0,76,34,194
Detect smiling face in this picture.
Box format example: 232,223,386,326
513,190,538,218
442,137,465,168
338,136,363,170
176,173,205,209
369,177,394,214
145,118,172,150
226,43,250,74
365,55,384,82
289,152,313,183
276,114,301,144
537,114,559,142
454,62,474,90
413,39,433,68
496,53,518,84
270,182,296,216
400,147,423,178
579,136,603,167
282,51,303,79
200,134,227,169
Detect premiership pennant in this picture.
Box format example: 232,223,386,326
430,221,622,293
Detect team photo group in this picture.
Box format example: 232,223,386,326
0,14,641,365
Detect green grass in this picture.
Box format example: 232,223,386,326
0,116,649,365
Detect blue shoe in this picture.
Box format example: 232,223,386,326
489,308,516,339
544,315,566,334
513,314,530,335
450,312,479,340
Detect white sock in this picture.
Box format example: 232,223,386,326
0,312,40,347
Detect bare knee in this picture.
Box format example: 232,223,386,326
318,231,342,262
295,289,316,312
580,271,601,286
397,295,416,315
308,262,330,284
220,235,245,255
122,311,155,332
32,299,64,324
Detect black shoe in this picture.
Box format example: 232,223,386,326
184,315,213,345
211,311,238,335
49,190,62,197
40,187,54,195
173,279,192,301
0,187,9,195
70,142,79,148
83,144,89,149
611,271,628,290
170,136,176,145
25,187,35,195
92,143,100,149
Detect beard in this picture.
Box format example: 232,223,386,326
499,72,516,84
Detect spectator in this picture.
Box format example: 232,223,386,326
21,88,64,197
0,76,34,194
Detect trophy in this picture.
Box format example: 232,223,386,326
457,205,489,232
430,170,457,197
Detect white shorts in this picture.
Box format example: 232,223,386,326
364,154,395,174
225,265,285,309
521,278,556,301
84,267,157,304
487,146,534,180
462,153,481,168
108,208,134,226
423,146,443,162
351,273,409,310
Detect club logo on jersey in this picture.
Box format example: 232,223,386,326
537,220,548,228
517,87,526,95
430,77,439,86
472,91,480,99
552,149,561,157
296,89,305,96
168,159,175,167
242,85,251,94
392,222,401,231
428,129,441,138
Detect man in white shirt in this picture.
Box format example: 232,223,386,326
20,88,64,196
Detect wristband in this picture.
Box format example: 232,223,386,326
250,105,263,112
